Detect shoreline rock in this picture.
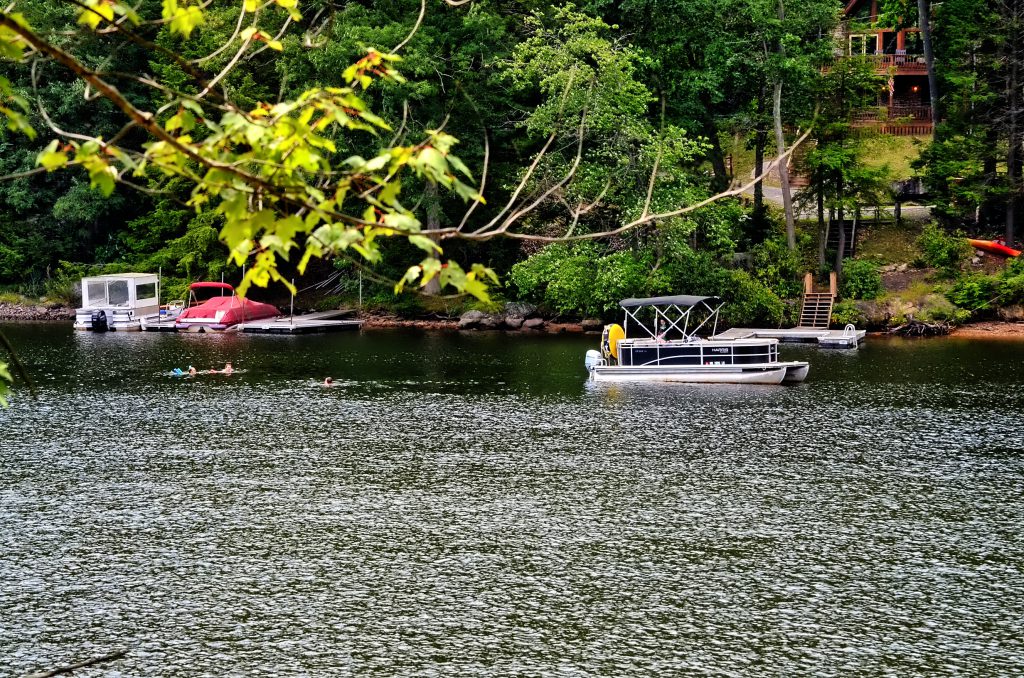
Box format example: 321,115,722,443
0,302,75,321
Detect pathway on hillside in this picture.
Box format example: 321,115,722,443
749,185,932,221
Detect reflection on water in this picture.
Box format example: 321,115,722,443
1,323,1023,675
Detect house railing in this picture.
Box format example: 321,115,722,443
829,53,928,74
867,53,927,72
853,105,932,123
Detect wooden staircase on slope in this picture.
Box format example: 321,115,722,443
799,292,834,329
799,273,836,329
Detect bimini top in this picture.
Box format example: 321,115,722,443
620,295,720,309
189,282,235,291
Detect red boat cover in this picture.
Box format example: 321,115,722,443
178,295,279,325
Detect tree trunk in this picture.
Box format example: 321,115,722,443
423,182,442,295
817,188,826,270
773,80,796,250
753,100,768,235
917,0,940,127
774,0,796,249
749,104,765,219
698,93,729,192
835,177,846,278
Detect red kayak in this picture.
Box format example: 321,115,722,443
174,282,279,332
967,239,1021,257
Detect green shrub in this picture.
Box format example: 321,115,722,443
508,243,573,303
591,250,651,314
44,261,93,306
841,258,883,300
749,237,802,298
510,244,651,317
947,274,998,313
718,270,785,327
918,294,969,324
831,299,867,327
916,223,970,275
544,252,596,316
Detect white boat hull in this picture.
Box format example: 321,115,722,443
590,361,808,385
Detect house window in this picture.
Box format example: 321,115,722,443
849,34,877,56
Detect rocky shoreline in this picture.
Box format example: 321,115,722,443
0,302,75,321
358,304,598,334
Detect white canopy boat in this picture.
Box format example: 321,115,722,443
585,295,809,385
73,273,160,332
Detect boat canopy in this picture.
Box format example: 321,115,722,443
620,295,720,309
80,273,159,309
189,282,234,291
619,294,725,341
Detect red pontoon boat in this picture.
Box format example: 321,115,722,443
174,282,280,332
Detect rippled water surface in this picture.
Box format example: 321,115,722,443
2,322,1023,676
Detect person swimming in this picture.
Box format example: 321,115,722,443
323,377,334,387
188,365,197,376
212,362,234,374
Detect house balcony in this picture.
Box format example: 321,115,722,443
852,104,933,136
865,53,927,75
829,53,928,76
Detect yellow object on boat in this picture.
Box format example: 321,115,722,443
604,323,625,360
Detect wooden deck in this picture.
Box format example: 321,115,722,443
712,326,866,349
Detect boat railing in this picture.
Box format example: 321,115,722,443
620,340,779,367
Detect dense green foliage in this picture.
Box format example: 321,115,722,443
509,229,789,326
840,258,883,300
947,257,1024,317
916,223,971,276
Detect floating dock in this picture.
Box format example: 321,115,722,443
711,325,865,349
141,309,361,334
236,310,361,334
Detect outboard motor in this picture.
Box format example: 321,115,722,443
90,309,109,332
585,349,604,371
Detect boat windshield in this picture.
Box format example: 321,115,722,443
618,295,724,341
189,284,234,304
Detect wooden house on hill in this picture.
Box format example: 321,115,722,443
840,0,931,135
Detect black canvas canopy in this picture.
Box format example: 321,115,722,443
619,295,719,309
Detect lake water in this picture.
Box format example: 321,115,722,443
1,322,1023,676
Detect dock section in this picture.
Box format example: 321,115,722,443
712,325,865,349
236,309,361,334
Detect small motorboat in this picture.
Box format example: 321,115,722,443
73,273,160,331
585,295,809,385
967,239,1021,257
173,282,279,332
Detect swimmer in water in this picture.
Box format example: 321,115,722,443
188,365,197,376
323,377,334,387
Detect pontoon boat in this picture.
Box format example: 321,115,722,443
586,295,809,385
73,273,160,331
